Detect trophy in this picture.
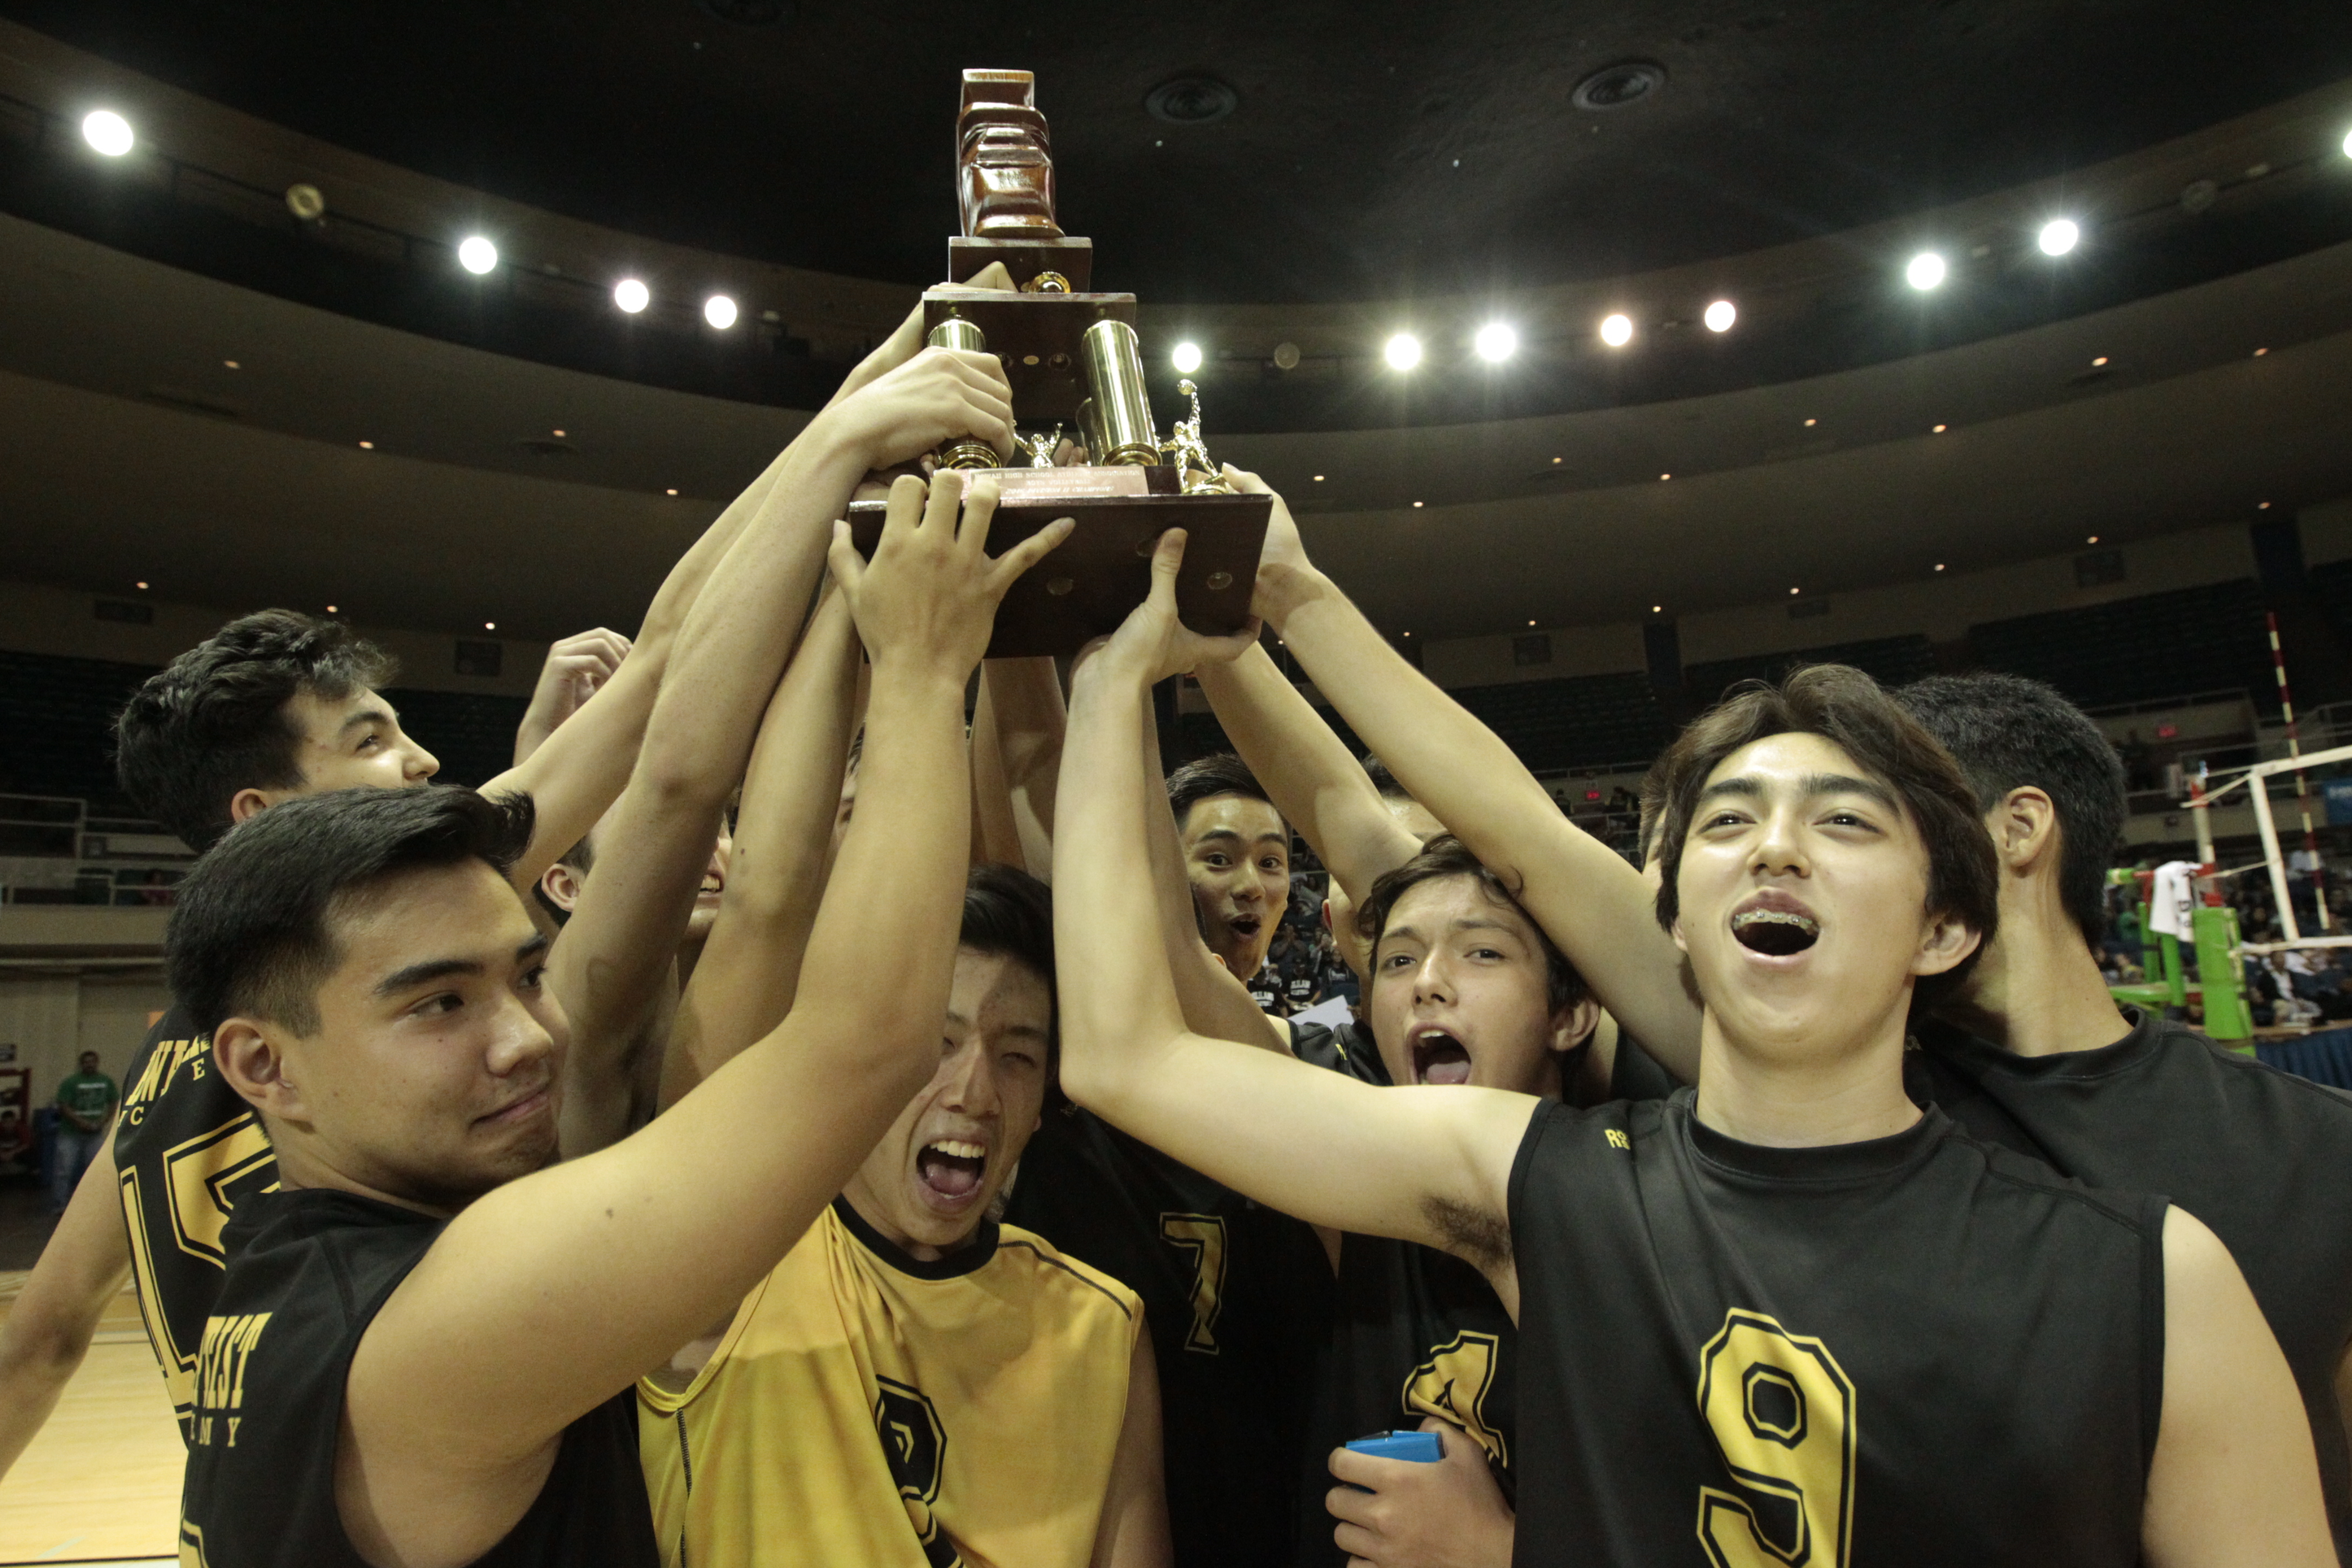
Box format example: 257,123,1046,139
848,69,1272,658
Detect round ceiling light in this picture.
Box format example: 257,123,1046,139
1146,76,1239,125
1599,313,1634,348
1702,299,1737,333
1383,333,1423,370
82,109,133,156
1905,251,1947,291
2038,218,2080,256
705,294,739,329
1572,61,1665,112
1473,323,1518,363
284,182,325,220
457,236,498,275
614,279,650,314
1172,341,1204,373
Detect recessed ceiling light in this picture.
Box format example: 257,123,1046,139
135,580,149,590
2087,535,2100,544
614,278,650,314
1652,604,1662,612
552,429,566,438
1172,340,1204,373
1803,417,1817,427
2259,501,2273,510
326,604,338,613
485,621,497,631
1402,631,1411,637
2343,127,2352,160
82,110,133,157
1313,474,1325,482
1552,456,1563,463
1412,501,1424,508
1473,322,1518,362
665,487,679,495
223,359,240,370
705,295,739,329
2254,347,2269,357
1906,251,1947,291
2037,218,2081,256
2091,356,2109,367
1702,299,1736,333
1528,620,1537,627
1932,424,1947,433
1659,473,1671,481
1383,333,1422,370
1599,313,1634,348
457,236,498,275
358,440,373,449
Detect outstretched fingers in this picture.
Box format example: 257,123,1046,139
986,512,1075,593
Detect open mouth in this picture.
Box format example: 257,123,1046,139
1227,912,1262,940
1731,904,1820,957
916,1138,988,1205
1410,1029,1473,1086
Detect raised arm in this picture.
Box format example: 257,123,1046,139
0,1141,129,1480
340,474,1069,1565
546,348,1018,1156
980,657,1067,880
1056,532,1533,1293
1234,469,1702,1078
511,628,632,767
659,584,863,1107
2142,1208,2333,1566
1195,644,1420,907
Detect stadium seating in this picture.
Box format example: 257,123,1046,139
1966,578,2276,715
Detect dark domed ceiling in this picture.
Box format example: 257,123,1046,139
9,0,2352,304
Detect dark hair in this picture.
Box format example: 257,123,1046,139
1896,673,2124,946
1355,835,1590,1015
1635,767,1670,865
1651,664,1998,1012
1166,752,1284,832
116,611,398,852
1360,753,1411,800
959,863,1059,1093
167,787,534,1037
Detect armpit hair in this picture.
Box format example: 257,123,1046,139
1421,1195,1512,1274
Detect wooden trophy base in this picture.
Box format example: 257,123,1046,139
847,465,1269,659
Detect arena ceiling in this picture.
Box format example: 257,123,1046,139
8,0,2352,304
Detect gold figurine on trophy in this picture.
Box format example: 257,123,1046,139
851,69,1269,658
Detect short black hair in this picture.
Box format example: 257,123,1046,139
1166,752,1285,834
116,611,398,853
1355,835,1590,1015
167,787,534,1037
959,863,1059,1091
1360,753,1410,800
1651,664,1998,1013
1896,673,2126,946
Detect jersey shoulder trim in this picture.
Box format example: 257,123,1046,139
994,1223,1142,1322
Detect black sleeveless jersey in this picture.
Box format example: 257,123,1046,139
1004,1102,1332,1568
112,1002,279,1442
1510,1093,2164,1568
181,1187,657,1568
1912,1008,2352,1558
1293,1021,1679,1566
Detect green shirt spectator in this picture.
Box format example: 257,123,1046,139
57,1052,117,1132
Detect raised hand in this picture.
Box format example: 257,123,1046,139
824,347,1017,475
1221,465,1319,626
513,627,633,764
826,471,1071,684
829,260,1016,407
1083,526,1263,690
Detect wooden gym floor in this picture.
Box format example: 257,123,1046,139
0,1269,180,1565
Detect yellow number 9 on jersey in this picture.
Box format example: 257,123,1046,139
1694,1310,1855,1568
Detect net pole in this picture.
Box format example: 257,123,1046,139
2268,611,2331,931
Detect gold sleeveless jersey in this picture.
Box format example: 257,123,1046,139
639,1198,1143,1568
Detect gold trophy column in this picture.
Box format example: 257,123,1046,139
927,317,1004,471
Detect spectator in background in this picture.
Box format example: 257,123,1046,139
48,1052,115,1217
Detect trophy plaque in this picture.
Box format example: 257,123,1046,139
848,69,1270,659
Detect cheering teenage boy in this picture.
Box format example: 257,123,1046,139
1050,529,2329,1567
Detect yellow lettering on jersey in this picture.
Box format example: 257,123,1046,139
179,1519,210,1568
1694,1309,1855,1568
127,1042,180,1109
165,1116,274,1265
1157,1214,1229,1355
120,1163,200,1425
191,1312,270,1448
1605,1128,1631,1150
1401,1331,1508,1468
